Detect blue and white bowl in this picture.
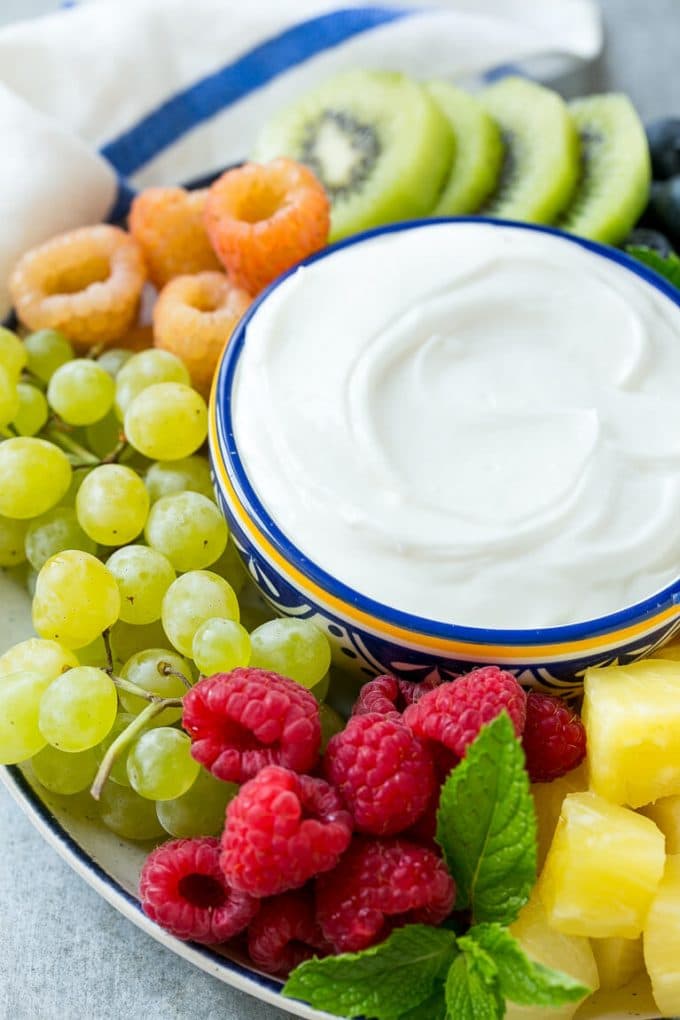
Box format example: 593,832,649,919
209,218,680,695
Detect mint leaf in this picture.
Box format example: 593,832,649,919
282,925,458,1019
436,712,537,925
466,923,591,1007
400,988,447,1020
627,246,680,290
445,949,504,1020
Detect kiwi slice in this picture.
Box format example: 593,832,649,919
479,76,580,223
252,70,455,241
557,94,651,245
427,81,503,216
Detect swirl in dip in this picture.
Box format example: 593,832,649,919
231,222,680,629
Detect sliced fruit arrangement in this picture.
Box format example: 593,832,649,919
253,69,654,247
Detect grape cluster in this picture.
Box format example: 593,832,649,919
0,324,342,842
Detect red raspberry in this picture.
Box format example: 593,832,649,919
221,765,352,898
522,692,587,783
403,787,440,849
403,666,527,759
182,668,321,783
316,838,455,952
139,837,259,944
352,674,445,719
247,889,330,975
324,713,436,836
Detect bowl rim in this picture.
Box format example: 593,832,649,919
211,215,680,646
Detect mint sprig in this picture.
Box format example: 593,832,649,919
282,925,457,1019
283,714,593,1020
627,245,680,290
436,712,536,925
465,923,589,1007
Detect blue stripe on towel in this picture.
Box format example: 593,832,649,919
101,6,415,177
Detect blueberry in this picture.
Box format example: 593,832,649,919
649,176,680,243
646,118,680,180
625,228,674,257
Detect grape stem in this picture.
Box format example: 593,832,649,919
158,661,192,690
102,438,129,465
46,427,100,466
90,697,182,800
102,628,114,675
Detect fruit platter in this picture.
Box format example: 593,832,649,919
3,60,680,1020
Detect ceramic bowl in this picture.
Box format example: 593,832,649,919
209,218,680,693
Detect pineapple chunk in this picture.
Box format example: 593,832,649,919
583,659,680,808
505,887,599,1020
644,854,680,1017
590,936,644,991
539,791,665,939
640,795,680,853
532,764,588,870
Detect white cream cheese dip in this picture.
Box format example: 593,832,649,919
232,222,680,629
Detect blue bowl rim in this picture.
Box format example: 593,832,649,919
213,216,680,647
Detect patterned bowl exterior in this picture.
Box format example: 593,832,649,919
209,218,680,695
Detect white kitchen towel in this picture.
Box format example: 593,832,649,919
0,0,602,317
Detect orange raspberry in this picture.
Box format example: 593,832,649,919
10,225,146,353
153,271,252,397
204,158,330,295
129,187,221,288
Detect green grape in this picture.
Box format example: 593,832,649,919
109,618,171,664
192,618,251,675
12,383,49,436
97,348,132,378
125,383,208,461
94,711,135,786
47,359,115,426
319,703,345,752
156,768,238,838
76,464,149,546
0,364,20,428
249,618,331,689
25,506,97,572
0,327,28,380
118,648,191,724
32,549,120,649
32,743,99,795
114,348,190,420
39,665,117,752
210,540,248,595
84,411,123,459
0,637,78,681
162,570,239,657
127,727,199,800
145,491,227,572
98,781,166,841
0,670,53,764
106,545,176,625
311,673,330,703
0,514,28,567
24,329,73,383
0,437,72,519
145,455,215,504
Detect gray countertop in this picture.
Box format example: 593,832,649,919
1,1,679,1018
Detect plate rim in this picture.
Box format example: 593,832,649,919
0,763,336,1020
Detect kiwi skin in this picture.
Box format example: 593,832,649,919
480,76,580,225
558,94,651,246
427,81,503,216
252,70,455,242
